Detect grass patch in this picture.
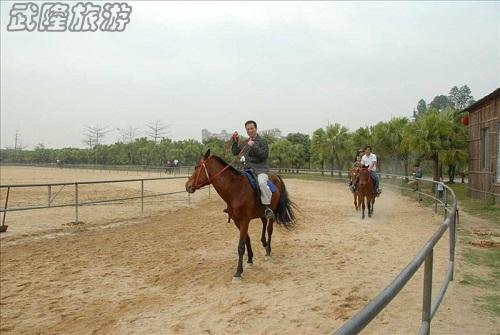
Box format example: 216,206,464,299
460,246,500,316
460,273,492,287
448,183,500,225
462,247,500,276
478,295,500,316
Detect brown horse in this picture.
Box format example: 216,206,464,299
185,149,297,282
349,166,360,210
357,167,375,219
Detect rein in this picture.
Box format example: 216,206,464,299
193,143,248,189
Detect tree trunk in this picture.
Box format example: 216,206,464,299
448,165,456,183
403,158,409,181
432,153,439,181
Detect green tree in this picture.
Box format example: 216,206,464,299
439,107,469,182
325,123,349,173
311,128,328,172
286,132,311,168
269,139,295,171
371,118,410,174
429,95,452,111
413,99,427,120
402,108,454,181
448,85,475,110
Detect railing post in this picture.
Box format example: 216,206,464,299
188,192,191,205
416,180,421,202
434,184,438,213
450,210,457,281
48,185,52,207
75,183,79,223
1,187,10,229
444,189,448,219
141,180,144,214
420,249,433,335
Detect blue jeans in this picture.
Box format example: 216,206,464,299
370,170,379,191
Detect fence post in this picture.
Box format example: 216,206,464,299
188,192,191,205
75,183,79,223
420,249,433,335
141,180,144,214
48,185,52,207
450,210,457,281
434,184,438,213
1,187,10,229
416,180,421,202
444,189,448,219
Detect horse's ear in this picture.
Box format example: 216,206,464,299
203,149,211,159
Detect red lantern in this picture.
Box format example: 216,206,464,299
460,115,469,126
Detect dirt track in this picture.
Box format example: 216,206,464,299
0,167,497,334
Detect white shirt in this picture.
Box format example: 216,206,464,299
361,153,377,171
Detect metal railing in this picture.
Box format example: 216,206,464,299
271,168,457,335
0,175,209,228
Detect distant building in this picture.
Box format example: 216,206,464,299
260,128,283,138
465,88,500,203
201,129,231,142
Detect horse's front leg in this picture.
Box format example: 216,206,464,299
260,218,268,248
233,220,249,282
354,192,358,210
361,196,365,219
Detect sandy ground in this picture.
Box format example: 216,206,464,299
0,167,498,334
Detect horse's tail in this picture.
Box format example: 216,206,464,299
275,175,297,229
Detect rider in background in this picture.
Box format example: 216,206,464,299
349,149,364,192
231,120,274,220
361,145,381,196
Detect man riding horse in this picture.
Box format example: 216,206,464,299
351,145,382,196
231,120,274,220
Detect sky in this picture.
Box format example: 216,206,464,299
1,1,499,149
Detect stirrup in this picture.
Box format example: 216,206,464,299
265,207,274,220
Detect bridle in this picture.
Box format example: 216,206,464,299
193,143,248,190
358,167,372,186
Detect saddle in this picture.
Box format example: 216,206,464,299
244,170,277,195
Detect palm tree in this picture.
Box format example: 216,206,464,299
325,123,349,175
311,128,328,174
439,107,469,182
402,108,454,181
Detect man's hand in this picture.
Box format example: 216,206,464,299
248,139,255,147
231,131,239,142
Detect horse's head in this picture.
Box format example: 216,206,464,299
350,167,360,182
358,166,371,185
185,149,212,193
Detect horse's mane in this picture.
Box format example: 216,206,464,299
211,155,242,175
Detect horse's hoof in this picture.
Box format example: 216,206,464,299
247,262,253,269
265,255,272,261
232,276,242,284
